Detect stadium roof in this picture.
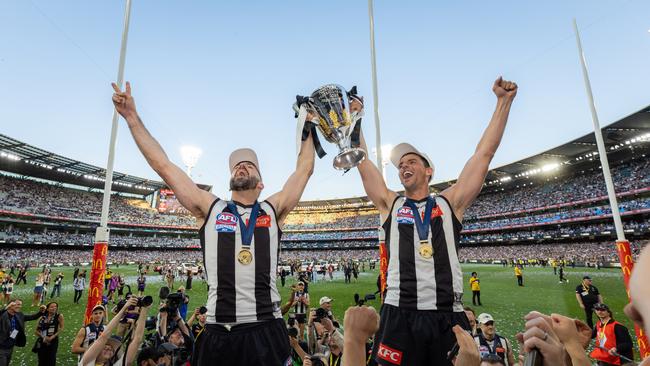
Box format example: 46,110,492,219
298,104,650,207
431,104,650,192
1,105,648,201
0,134,212,196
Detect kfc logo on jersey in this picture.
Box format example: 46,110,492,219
247,215,271,228
215,213,238,232
377,343,403,365
430,205,443,218
396,207,414,224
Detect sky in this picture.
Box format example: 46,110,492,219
1,0,649,201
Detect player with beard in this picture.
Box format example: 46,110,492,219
355,77,518,365
112,82,315,366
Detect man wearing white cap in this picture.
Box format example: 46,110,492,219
474,313,514,366
356,77,517,365
112,82,315,365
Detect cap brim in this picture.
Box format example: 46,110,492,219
229,148,260,173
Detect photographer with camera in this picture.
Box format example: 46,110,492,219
80,296,151,366
156,300,193,365
318,297,340,329
112,294,140,338
186,306,207,338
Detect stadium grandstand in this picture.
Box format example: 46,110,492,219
1,106,650,268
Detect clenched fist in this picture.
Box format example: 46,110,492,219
111,81,138,121
492,76,518,100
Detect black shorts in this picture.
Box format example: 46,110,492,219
294,313,307,324
192,318,290,366
372,304,470,366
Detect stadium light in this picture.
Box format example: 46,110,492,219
180,145,202,177
541,162,559,172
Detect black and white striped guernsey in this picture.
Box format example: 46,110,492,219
380,195,464,311
199,199,282,324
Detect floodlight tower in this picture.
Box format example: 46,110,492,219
180,146,202,177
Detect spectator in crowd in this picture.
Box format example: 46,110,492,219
290,282,309,342
575,275,603,329
33,301,64,366
50,273,63,299
474,313,515,366
73,273,86,304
71,304,106,362
514,265,523,287
187,307,206,339
79,296,147,366
590,303,633,366
470,272,482,306
1,276,13,306
136,274,146,297
136,347,168,366
464,307,478,336
0,299,45,366
33,273,45,307
157,304,193,364
318,296,339,327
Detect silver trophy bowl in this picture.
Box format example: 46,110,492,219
303,84,366,170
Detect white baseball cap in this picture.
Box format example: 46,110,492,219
390,143,435,182
229,148,260,174
319,296,333,305
477,313,495,325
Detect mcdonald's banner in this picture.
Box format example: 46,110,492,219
84,241,108,325
615,240,649,359
379,242,388,300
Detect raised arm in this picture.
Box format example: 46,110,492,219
267,129,315,226
80,297,137,366
357,131,397,217
441,77,517,220
111,82,215,221
123,304,151,366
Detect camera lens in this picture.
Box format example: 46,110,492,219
199,306,207,315
139,295,153,307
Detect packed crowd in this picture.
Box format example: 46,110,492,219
0,229,198,248
463,197,650,231
462,219,650,243
467,158,650,219
0,248,203,267
458,241,649,263
0,176,197,227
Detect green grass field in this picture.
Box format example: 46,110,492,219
7,264,638,365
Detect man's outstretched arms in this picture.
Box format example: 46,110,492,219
112,82,215,222
441,77,517,221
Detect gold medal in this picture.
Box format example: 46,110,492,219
419,241,433,259
237,248,253,265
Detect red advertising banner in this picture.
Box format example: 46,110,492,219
84,242,108,325
615,240,649,359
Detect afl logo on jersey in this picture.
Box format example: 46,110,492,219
396,207,414,224
215,213,238,232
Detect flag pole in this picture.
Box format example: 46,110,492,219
84,0,133,325
368,0,383,168
573,18,649,359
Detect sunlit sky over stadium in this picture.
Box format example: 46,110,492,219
2,1,649,200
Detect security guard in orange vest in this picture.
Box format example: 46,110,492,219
590,303,633,366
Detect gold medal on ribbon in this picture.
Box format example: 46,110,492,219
238,248,253,265
419,240,433,259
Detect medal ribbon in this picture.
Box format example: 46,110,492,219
404,197,435,243
227,201,260,247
